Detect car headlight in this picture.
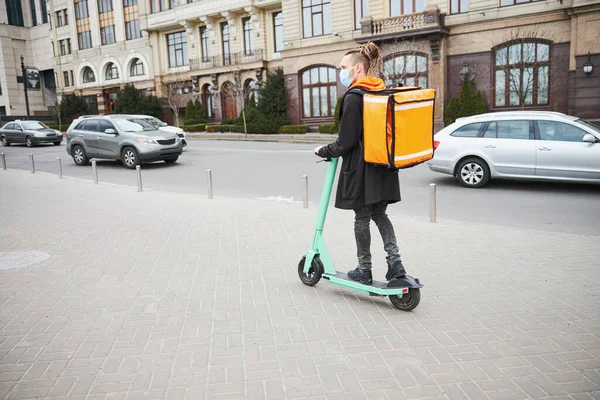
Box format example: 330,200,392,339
54,130,62,136
136,137,158,144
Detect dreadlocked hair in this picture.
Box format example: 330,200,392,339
345,42,384,77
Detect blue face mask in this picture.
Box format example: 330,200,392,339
339,68,353,88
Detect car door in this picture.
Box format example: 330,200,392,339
72,120,99,156
477,120,536,176
534,120,600,180
12,123,26,144
2,123,17,142
96,120,120,159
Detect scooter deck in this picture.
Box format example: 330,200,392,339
322,272,411,296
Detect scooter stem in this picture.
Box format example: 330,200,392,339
315,157,338,233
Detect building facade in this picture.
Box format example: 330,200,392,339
34,0,600,128
0,0,56,117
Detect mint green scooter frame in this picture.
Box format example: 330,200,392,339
302,157,414,298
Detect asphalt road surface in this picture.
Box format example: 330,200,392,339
2,139,599,236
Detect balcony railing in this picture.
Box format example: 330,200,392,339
190,49,265,70
360,7,444,37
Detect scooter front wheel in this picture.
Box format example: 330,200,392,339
389,288,421,311
298,256,323,286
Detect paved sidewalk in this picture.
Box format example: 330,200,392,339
186,132,334,143
0,169,599,400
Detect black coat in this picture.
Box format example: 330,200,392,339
317,91,401,210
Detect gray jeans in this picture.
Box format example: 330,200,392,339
354,201,401,271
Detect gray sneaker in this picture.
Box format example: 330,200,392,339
386,261,406,281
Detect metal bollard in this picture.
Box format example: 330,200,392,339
302,175,308,209
136,165,143,192
57,157,62,178
207,169,213,199
429,183,437,223
29,153,35,173
92,160,98,184
1,153,6,170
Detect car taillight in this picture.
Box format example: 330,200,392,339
434,140,440,150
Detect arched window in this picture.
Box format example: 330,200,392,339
493,40,550,107
82,67,95,83
383,53,428,88
244,79,258,106
130,58,144,76
105,63,119,80
202,84,215,120
301,66,337,118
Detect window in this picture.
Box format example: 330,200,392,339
59,39,71,55
82,67,95,83
501,0,541,5
30,0,37,26
41,0,48,23
75,0,92,49
243,17,254,56
302,0,331,38
493,120,531,140
538,121,588,143
200,26,210,62
151,0,175,13
101,26,116,45
6,0,24,26
450,0,468,14
83,96,99,114
273,12,283,53
130,58,144,76
105,63,119,80
301,66,337,118
221,23,231,65
97,0,112,13
450,122,484,137
56,10,64,26
202,84,215,119
98,120,115,133
167,32,188,67
383,54,428,88
354,0,368,30
390,0,426,16
494,40,550,108
124,0,140,40
63,70,73,87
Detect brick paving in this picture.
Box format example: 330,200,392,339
1,168,599,400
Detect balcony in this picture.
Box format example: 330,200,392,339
358,6,447,42
190,49,265,71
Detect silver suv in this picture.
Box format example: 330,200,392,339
66,115,183,169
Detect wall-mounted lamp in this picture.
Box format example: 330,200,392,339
583,52,593,75
459,62,475,83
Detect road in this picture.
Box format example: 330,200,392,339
2,139,599,236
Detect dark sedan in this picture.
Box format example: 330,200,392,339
0,120,63,147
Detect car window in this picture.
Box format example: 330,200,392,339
113,119,155,132
539,121,589,142
75,120,88,130
497,120,530,140
483,122,497,138
79,120,99,132
21,121,47,130
4,123,14,130
450,122,484,138
98,120,115,133
576,119,600,135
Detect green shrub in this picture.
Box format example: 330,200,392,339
319,124,337,134
181,124,206,132
277,125,309,134
444,79,487,126
185,119,200,126
333,97,342,132
114,84,161,118
206,125,246,133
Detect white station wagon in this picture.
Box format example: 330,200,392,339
428,111,600,188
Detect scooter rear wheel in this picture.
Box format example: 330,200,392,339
298,256,323,286
389,288,420,311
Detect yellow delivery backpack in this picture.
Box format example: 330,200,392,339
348,86,436,170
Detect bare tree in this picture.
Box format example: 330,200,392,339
379,38,429,88
160,74,191,126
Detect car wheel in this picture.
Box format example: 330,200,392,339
72,145,89,166
121,147,140,169
0,136,9,146
164,156,178,164
456,157,490,188
26,136,34,147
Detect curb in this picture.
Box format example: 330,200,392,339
186,132,335,143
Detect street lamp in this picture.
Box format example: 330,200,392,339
583,52,594,75
20,55,31,118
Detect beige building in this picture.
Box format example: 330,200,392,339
0,0,55,118
16,0,600,128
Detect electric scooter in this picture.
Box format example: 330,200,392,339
298,157,423,311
